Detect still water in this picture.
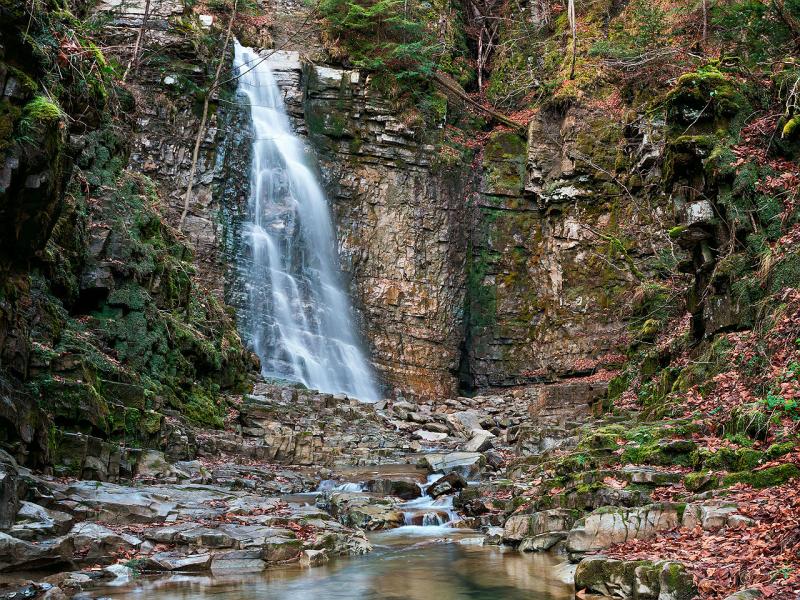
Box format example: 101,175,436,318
103,529,574,600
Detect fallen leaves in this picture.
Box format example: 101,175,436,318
603,478,800,600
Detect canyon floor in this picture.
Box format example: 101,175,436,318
1,377,797,600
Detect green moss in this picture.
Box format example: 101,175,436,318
665,66,748,129
723,403,770,440
18,95,64,137
723,463,800,489
693,446,764,471
765,441,796,460
183,386,226,428
685,471,717,492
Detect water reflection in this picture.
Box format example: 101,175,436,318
105,531,574,600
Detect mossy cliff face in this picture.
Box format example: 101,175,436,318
0,2,250,467
462,108,669,389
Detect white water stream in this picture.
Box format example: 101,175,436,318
233,43,380,401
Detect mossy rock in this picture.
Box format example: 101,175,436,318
723,463,800,489
480,131,527,196
685,470,718,492
722,403,770,440
692,446,764,471
665,66,747,128
765,440,796,460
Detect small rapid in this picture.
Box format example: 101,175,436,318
398,474,461,528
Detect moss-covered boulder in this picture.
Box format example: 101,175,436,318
575,556,696,600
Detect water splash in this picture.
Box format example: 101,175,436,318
233,42,380,401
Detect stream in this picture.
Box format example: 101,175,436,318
95,469,575,600
101,529,574,600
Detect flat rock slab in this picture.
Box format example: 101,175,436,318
419,452,485,477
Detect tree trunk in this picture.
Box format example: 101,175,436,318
179,2,237,233
122,0,152,82
568,0,577,80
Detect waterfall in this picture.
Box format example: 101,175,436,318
232,42,380,402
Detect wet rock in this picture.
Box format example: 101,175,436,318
52,481,176,523
0,452,20,530
483,527,504,545
322,492,404,531
300,549,329,567
566,504,680,554
70,522,142,561
518,531,567,552
0,532,73,571
11,502,73,541
428,472,467,498
363,479,421,500
210,549,266,573
147,551,212,571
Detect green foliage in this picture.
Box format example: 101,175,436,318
761,391,800,421
319,0,439,82
590,0,669,61
711,1,792,67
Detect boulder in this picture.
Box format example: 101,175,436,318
300,549,329,567
323,492,405,531
70,522,142,561
575,556,696,600
419,452,485,478
483,527,504,545
364,478,421,499
567,504,680,554
518,531,567,552
134,450,173,478
11,502,73,541
463,430,495,453
54,481,176,523
681,501,739,531
0,532,73,571
0,452,19,530
428,472,467,498
503,509,579,543
446,411,483,436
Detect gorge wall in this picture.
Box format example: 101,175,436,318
224,52,670,399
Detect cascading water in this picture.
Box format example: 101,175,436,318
232,42,380,402
399,474,460,528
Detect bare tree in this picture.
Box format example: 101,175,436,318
122,0,152,82
463,0,503,91
568,0,577,79
179,1,238,233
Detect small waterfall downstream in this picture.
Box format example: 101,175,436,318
232,43,380,402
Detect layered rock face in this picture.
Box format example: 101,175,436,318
242,53,667,397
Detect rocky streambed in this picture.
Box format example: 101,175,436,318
0,381,705,600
